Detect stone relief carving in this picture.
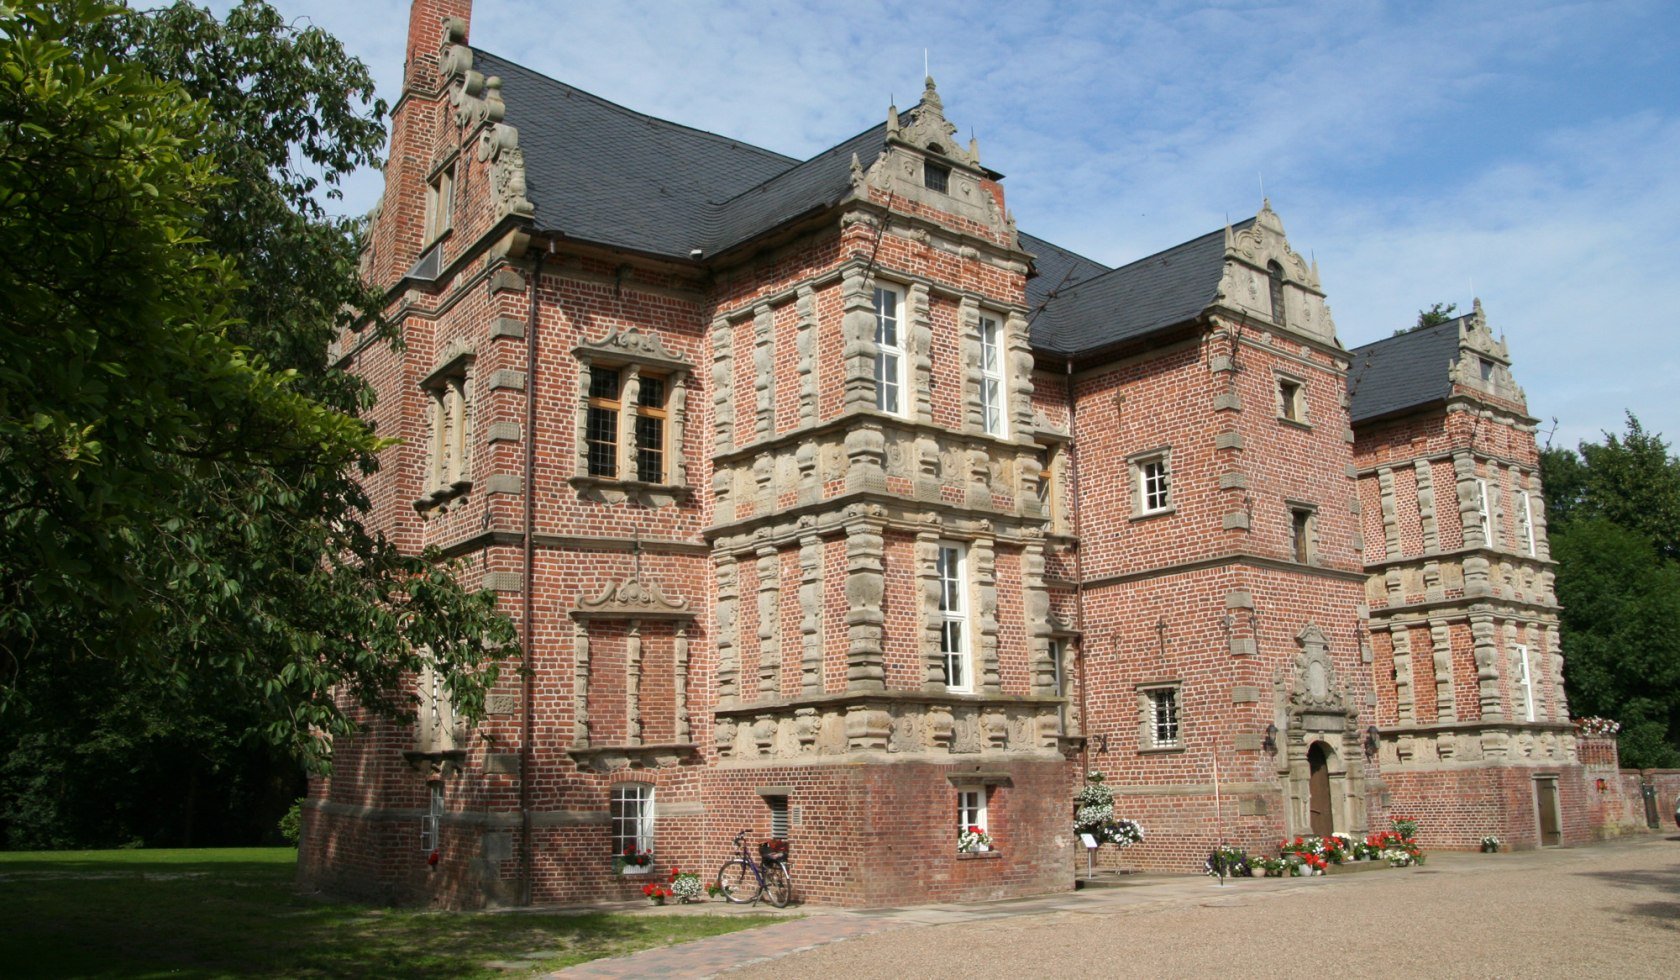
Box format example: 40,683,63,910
575,576,692,619
575,327,691,369
1289,624,1347,712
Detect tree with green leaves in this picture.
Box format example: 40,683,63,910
1541,415,1680,769
0,0,516,846
1393,302,1459,336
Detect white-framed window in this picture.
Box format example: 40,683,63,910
1514,644,1536,722
873,285,906,415
936,543,971,692
1277,375,1307,424
1516,490,1535,556
1290,505,1316,564
1477,477,1494,546
420,783,443,851
610,784,655,859
978,315,1006,437
1133,451,1171,516
957,787,987,836
424,163,454,243
1141,685,1181,750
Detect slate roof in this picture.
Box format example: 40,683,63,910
1018,232,1110,320
477,49,801,257
1029,220,1252,357
1345,315,1468,422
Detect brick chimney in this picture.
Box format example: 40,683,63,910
367,0,473,289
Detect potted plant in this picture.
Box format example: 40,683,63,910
957,825,993,853
668,867,704,902
641,882,673,905
1480,835,1503,853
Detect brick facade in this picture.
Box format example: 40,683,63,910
298,0,1643,908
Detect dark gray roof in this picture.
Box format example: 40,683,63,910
1030,220,1251,357
478,49,801,257
1019,232,1110,319
1345,315,1468,423
708,123,890,253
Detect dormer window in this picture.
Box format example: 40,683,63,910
924,161,950,193
1478,357,1494,382
1267,261,1287,327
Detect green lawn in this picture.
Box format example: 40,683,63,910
0,848,782,978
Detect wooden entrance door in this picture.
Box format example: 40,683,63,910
1535,777,1562,846
1308,742,1333,836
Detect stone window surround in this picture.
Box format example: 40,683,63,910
416,342,474,513
1138,681,1182,752
571,328,692,503
1275,370,1309,427
1129,446,1173,519
1514,642,1536,722
1287,499,1319,564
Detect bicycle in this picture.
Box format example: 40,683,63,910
715,829,792,907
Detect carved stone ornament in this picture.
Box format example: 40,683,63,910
573,576,694,621
477,123,535,220
573,327,693,373
452,71,506,129
892,76,980,168
1289,624,1347,712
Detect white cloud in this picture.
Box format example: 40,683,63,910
235,0,1680,445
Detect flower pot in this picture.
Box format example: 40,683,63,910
620,864,651,875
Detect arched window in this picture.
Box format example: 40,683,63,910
1268,261,1287,327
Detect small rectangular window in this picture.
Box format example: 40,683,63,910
425,164,454,242
1278,377,1306,423
1517,490,1535,556
1143,687,1180,749
873,286,905,415
937,543,970,692
1514,645,1535,722
1291,507,1314,563
924,161,950,193
765,795,790,839
1477,477,1493,546
978,315,1006,436
420,783,443,851
956,788,986,834
1134,453,1171,515
1479,357,1495,382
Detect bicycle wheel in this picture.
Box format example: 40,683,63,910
716,859,758,904
762,862,792,908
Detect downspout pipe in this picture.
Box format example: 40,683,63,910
519,245,546,907
1064,357,1091,778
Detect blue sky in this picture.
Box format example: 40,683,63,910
227,0,1680,451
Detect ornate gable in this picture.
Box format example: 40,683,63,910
1214,201,1339,345
1447,299,1528,409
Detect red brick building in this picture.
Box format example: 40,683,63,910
299,0,1616,907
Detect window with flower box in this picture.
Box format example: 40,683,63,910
610,783,655,860
956,787,990,852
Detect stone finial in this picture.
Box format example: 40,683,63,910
898,74,967,162
886,103,900,135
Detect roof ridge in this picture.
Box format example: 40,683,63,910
712,120,889,206
1018,232,1111,273
1347,313,1470,355
471,47,800,168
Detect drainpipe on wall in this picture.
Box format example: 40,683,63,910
519,244,546,907
1064,357,1091,778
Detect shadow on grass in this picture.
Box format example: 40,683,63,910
0,849,779,979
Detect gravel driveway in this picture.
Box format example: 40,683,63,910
728,835,1680,979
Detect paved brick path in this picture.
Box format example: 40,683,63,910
556,835,1680,978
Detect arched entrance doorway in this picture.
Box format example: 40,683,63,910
1307,742,1334,836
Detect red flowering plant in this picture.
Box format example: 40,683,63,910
1365,826,1424,867
957,825,993,853
641,882,673,905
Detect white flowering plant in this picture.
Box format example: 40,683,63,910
1073,772,1147,847
1480,835,1503,853
1575,716,1621,737
957,825,993,853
